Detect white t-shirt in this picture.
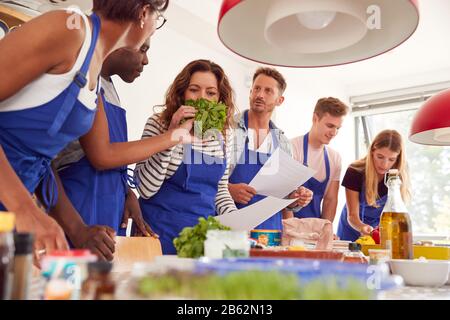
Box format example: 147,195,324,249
0,11,97,112
247,128,276,153
291,134,342,192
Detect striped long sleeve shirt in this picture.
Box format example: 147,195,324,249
135,113,237,216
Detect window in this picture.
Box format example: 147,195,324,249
352,86,450,236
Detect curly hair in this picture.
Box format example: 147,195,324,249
160,59,236,136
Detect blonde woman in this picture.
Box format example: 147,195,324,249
337,130,410,241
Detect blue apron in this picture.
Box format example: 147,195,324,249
294,133,330,219
337,184,387,241
0,14,101,211
229,110,281,230
59,85,136,234
139,141,227,254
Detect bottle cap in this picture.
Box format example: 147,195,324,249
388,169,399,175
14,233,34,255
0,212,15,232
49,249,92,257
349,242,362,251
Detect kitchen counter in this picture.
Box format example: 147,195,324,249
378,285,450,300
29,272,450,300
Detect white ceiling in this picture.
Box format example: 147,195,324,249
171,0,220,26
7,0,450,92
171,0,450,91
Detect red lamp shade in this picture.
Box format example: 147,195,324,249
218,0,419,67
409,89,450,146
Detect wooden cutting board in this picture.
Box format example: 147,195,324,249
113,236,162,273
250,248,344,260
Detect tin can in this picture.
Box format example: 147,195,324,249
250,230,282,247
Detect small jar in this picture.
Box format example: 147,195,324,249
204,230,249,259
0,212,15,300
41,249,97,300
368,249,391,265
12,233,34,300
81,261,115,300
342,243,369,264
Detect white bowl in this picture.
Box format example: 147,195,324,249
389,259,450,287
447,269,450,286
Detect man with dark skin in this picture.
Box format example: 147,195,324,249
48,38,180,261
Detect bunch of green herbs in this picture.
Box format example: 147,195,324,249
185,98,227,139
173,216,230,258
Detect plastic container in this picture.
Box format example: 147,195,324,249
41,249,97,300
204,230,250,259
368,249,391,265
342,243,369,264
195,257,399,291
45,279,73,300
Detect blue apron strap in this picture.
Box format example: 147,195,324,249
243,109,249,134
269,120,279,151
360,184,367,223
121,167,139,189
243,110,250,150
302,133,309,166
40,161,58,211
47,13,101,137
323,146,331,181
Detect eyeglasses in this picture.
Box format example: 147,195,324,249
155,11,167,30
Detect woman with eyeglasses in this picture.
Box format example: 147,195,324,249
0,0,170,263
48,2,200,261
135,59,239,254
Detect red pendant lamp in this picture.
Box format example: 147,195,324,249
409,89,450,146
218,0,419,67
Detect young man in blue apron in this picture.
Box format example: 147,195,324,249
228,67,313,231
289,98,349,231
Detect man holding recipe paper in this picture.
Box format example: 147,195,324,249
227,67,313,231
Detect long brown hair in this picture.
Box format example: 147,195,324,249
160,59,236,136
351,130,410,207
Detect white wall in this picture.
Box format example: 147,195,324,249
275,72,354,231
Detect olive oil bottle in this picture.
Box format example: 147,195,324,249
379,169,413,259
